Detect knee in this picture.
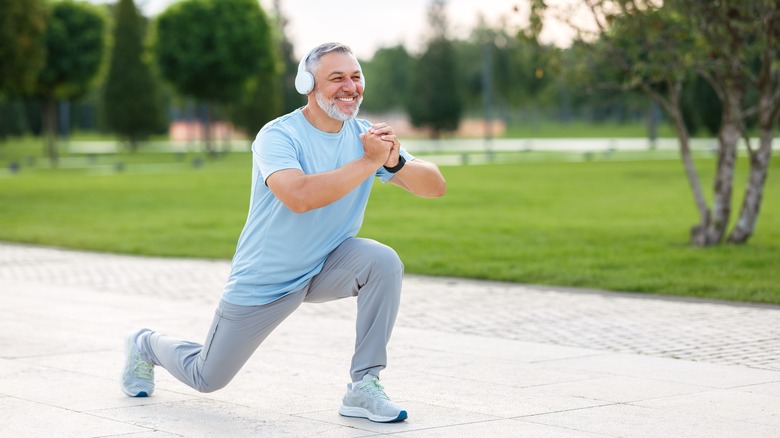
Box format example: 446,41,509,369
369,243,404,278
196,377,230,393
194,370,234,393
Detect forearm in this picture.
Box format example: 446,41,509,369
273,157,380,213
390,159,446,198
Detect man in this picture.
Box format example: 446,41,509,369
120,42,446,423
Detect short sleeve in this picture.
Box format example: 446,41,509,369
253,126,302,184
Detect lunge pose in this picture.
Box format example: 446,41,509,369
121,42,446,423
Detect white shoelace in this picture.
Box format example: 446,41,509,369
356,376,389,400
133,352,153,379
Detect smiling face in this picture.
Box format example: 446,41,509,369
311,51,364,121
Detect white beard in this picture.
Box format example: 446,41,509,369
315,90,363,121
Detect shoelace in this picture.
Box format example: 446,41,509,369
133,352,154,379
356,376,389,400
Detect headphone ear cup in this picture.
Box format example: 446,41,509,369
295,70,314,95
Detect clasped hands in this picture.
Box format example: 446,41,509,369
359,123,400,169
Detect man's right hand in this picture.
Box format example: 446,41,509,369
360,131,392,167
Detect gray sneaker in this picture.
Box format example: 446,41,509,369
339,374,407,423
120,329,155,397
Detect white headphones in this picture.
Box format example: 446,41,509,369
294,48,316,95
294,46,365,95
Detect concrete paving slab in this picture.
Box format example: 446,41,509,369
520,403,780,438
633,389,780,426
391,418,611,437
2,243,780,437
0,394,148,437
91,398,373,438
529,374,713,404
299,401,502,435
545,351,780,388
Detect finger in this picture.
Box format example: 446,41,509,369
369,124,392,135
380,134,397,143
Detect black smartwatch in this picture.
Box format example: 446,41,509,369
383,155,406,173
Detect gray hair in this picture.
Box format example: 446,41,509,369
305,42,355,76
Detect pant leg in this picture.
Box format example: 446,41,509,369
139,289,306,393
305,238,404,382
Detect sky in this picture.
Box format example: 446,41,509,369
89,0,582,59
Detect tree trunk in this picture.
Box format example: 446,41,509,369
727,38,778,244
43,97,59,167
691,87,742,246
727,132,772,243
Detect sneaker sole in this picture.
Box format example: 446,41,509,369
339,406,408,423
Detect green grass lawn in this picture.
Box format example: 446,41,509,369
502,119,679,138
1,147,778,304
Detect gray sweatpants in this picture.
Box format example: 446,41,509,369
138,238,404,393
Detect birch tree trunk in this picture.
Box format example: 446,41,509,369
727,35,778,244
691,86,742,245
728,116,774,243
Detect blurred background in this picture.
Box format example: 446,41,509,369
1,0,710,156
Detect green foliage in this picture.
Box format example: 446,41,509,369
407,38,463,137
680,75,721,136
457,23,556,116
36,1,106,99
229,73,282,137
360,45,413,113
154,0,277,105
0,0,47,95
406,0,463,137
103,0,164,148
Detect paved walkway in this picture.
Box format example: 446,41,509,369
1,243,779,437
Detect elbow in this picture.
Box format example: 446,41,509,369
423,178,446,198
287,200,315,214
288,204,310,214
283,195,316,214
431,179,446,198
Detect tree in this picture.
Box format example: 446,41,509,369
0,0,47,96
544,0,777,246
674,0,780,244
154,0,277,153
36,0,106,165
0,0,47,142
103,0,164,151
406,0,463,138
360,45,413,114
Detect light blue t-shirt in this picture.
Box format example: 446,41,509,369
222,109,414,306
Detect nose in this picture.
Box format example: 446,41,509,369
344,79,357,93
344,77,361,94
